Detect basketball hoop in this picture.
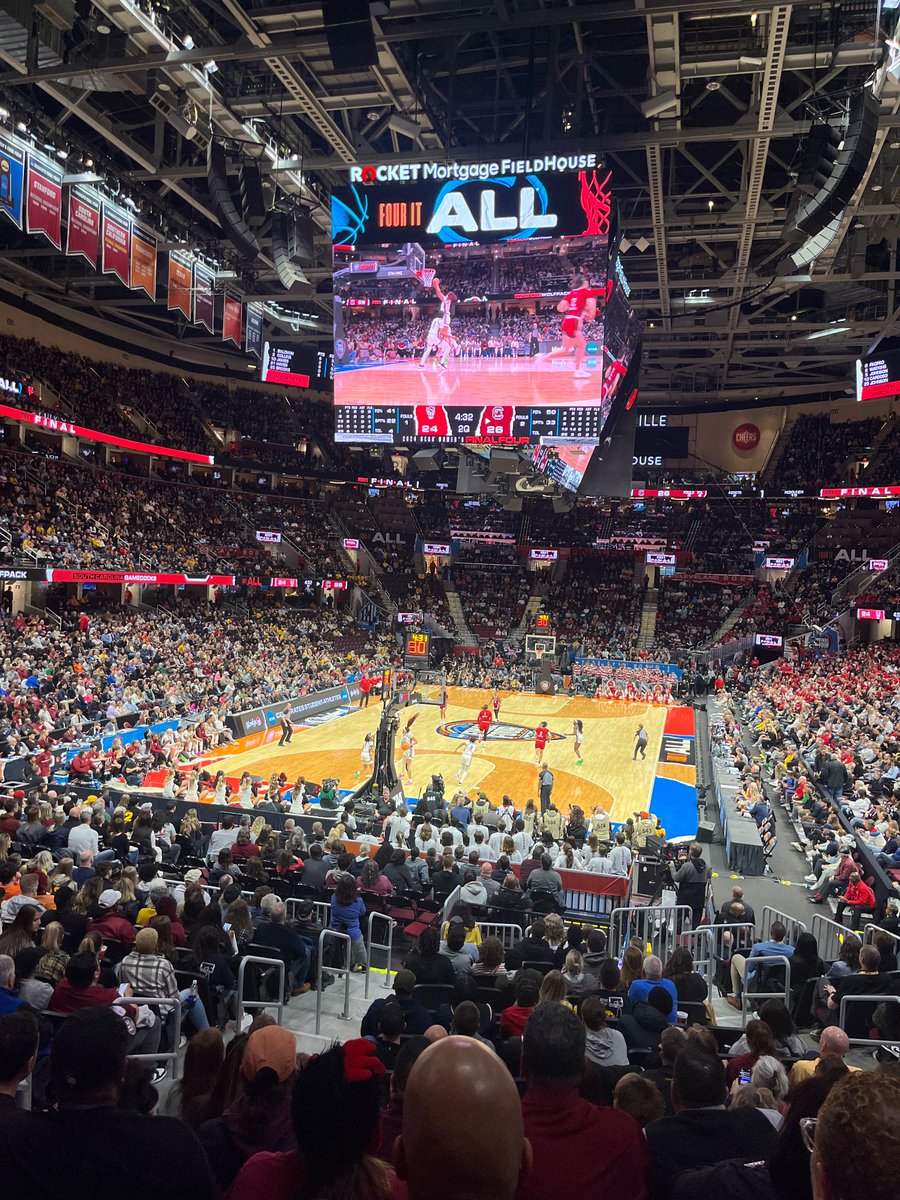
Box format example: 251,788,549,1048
534,646,545,664
418,268,436,288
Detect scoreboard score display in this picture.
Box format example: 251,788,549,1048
404,629,431,667
332,155,641,449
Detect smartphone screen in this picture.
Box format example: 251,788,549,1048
223,923,232,932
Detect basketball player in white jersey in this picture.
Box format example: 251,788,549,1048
419,275,457,367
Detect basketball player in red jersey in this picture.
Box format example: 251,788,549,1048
413,404,451,437
534,720,550,764
537,273,602,379
477,704,493,742
477,404,515,438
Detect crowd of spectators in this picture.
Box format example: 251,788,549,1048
0,450,338,576
0,603,393,764
452,565,531,638
546,558,642,657
770,414,882,490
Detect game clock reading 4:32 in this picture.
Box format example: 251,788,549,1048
404,630,430,667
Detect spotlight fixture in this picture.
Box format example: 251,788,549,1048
203,60,218,73
183,33,194,48
640,89,678,118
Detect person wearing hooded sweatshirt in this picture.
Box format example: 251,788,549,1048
617,985,673,1061
456,868,488,908
197,1025,297,1193
672,843,710,927
581,995,629,1067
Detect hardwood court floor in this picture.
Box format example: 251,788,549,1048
201,687,666,822
335,357,604,410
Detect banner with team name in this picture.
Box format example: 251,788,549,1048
25,154,63,249
573,657,683,693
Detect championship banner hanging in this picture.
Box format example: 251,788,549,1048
25,154,62,249
101,205,131,286
245,303,263,357
129,226,157,301
193,261,214,333
0,132,25,230
222,291,242,346
66,186,101,268
167,250,192,319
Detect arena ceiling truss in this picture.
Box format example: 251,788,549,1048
0,0,896,401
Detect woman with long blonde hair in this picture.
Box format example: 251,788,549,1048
49,859,74,891
36,921,69,985
538,970,574,1010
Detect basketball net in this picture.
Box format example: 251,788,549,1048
534,647,545,664
418,268,436,288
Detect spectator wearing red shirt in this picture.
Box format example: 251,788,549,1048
499,971,541,1040
68,751,93,779
517,1003,649,1200
358,673,373,709
231,829,261,862
47,951,161,1058
835,872,876,927
88,890,137,949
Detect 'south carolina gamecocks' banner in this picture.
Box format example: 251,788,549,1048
101,205,131,287
25,154,63,249
66,186,101,268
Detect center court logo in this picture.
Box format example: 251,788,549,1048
438,721,566,743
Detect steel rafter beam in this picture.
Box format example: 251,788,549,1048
721,4,792,384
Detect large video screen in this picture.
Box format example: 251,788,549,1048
261,342,334,389
531,442,595,492
856,350,900,403
332,156,639,445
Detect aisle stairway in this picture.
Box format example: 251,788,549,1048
513,595,544,641
445,586,476,646
636,588,658,651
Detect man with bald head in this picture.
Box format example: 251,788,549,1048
395,1036,531,1200
788,1025,860,1086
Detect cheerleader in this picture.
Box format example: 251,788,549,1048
161,768,177,800
651,683,663,705
572,719,584,766
182,768,200,803
607,679,619,701
356,732,374,779
213,771,228,804
238,772,254,807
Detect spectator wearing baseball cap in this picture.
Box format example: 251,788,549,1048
197,1024,298,1192
88,889,137,948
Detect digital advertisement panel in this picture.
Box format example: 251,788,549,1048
332,155,640,448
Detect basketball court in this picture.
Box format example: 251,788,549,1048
187,687,699,838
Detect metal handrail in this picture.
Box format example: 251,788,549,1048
863,924,900,953
760,905,808,944
681,923,756,995
608,904,693,960
838,993,900,1047
811,912,853,964
365,910,395,998
478,922,525,949
124,994,182,1079
236,954,286,1029
315,928,352,1035
740,954,793,1027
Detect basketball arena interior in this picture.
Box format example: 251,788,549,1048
0,1,898,1195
